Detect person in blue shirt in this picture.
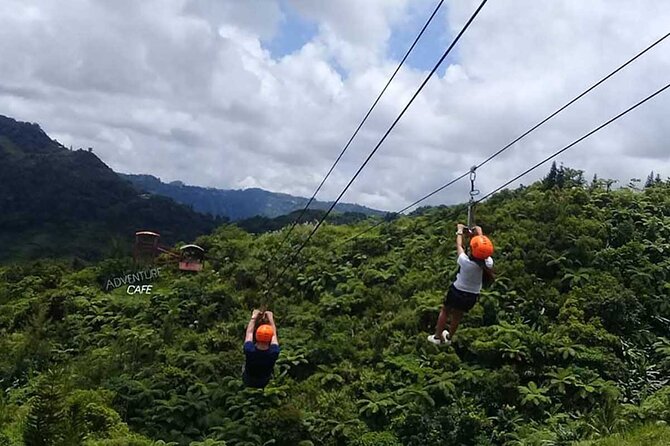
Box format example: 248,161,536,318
242,309,280,388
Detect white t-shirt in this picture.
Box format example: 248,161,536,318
453,253,494,294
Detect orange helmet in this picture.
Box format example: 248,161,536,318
470,235,494,260
255,324,274,343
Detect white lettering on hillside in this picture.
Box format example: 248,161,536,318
126,285,153,295
105,268,162,291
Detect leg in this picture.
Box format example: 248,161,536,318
434,305,450,341
449,309,464,337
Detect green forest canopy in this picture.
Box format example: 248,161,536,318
1,169,669,445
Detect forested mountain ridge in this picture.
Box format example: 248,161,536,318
235,208,373,234
120,173,385,221
0,115,223,262
0,115,63,155
0,170,669,445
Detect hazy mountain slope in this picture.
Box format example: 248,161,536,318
121,173,386,221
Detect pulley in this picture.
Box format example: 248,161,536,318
466,166,480,234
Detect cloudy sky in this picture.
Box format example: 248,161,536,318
1,0,669,211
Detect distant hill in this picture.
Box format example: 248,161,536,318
120,173,386,221
0,115,223,261
235,208,373,234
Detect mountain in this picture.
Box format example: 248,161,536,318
120,173,386,221
236,208,372,234
0,115,222,261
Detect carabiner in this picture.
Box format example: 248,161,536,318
469,166,480,198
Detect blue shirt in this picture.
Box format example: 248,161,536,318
243,341,280,388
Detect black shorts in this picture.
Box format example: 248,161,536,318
443,285,479,312
242,364,270,388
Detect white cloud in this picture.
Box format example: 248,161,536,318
0,0,669,213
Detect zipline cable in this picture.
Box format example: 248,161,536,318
476,82,670,203
268,0,448,262
337,32,670,245
473,32,670,171
337,173,469,246
259,0,448,302
267,0,489,291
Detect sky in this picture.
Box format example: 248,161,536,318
1,0,669,212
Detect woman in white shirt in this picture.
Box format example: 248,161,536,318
428,223,494,346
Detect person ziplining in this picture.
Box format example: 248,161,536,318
428,223,495,346
428,167,495,346
242,309,280,388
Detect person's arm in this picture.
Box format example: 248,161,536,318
483,257,495,285
245,309,260,343
474,225,484,236
456,223,465,256
265,311,279,346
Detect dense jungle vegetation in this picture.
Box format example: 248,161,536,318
1,168,669,445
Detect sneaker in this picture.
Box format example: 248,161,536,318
442,330,452,346
427,330,452,346
427,334,442,345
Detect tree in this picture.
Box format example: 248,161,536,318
555,164,566,188
645,171,656,188
23,370,78,446
628,178,642,190
544,161,559,188
590,173,599,190
645,171,663,188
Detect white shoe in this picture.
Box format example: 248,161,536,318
427,330,451,346
442,330,452,345
427,334,442,345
